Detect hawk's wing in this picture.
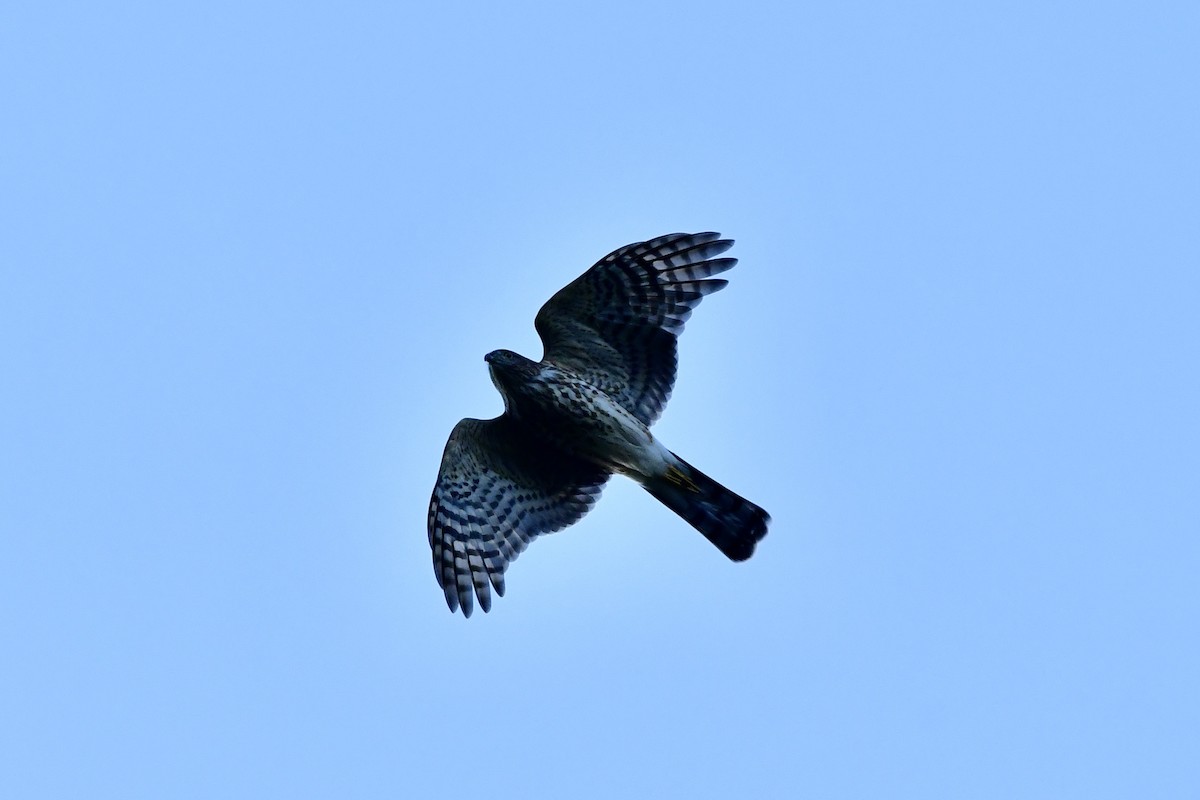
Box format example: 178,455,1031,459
428,417,609,617
534,232,735,426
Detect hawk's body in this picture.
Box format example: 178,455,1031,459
429,232,770,616
487,353,668,478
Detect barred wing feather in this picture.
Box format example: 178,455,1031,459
534,232,734,425
428,417,609,617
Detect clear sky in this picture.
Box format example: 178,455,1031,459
2,1,1197,797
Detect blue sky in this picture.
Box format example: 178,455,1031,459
2,1,1197,797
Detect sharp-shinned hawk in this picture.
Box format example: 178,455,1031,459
428,232,770,616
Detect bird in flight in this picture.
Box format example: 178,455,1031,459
428,232,770,616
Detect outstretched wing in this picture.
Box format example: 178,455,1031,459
428,417,609,617
534,232,735,426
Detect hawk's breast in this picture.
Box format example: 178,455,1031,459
526,365,669,480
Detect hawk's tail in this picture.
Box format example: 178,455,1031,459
644,454,769,561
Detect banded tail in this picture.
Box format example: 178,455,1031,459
645,455,770,561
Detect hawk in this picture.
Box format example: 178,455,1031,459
428,232,770,616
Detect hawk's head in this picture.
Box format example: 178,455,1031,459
485,349,538,398
484,348,534,369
